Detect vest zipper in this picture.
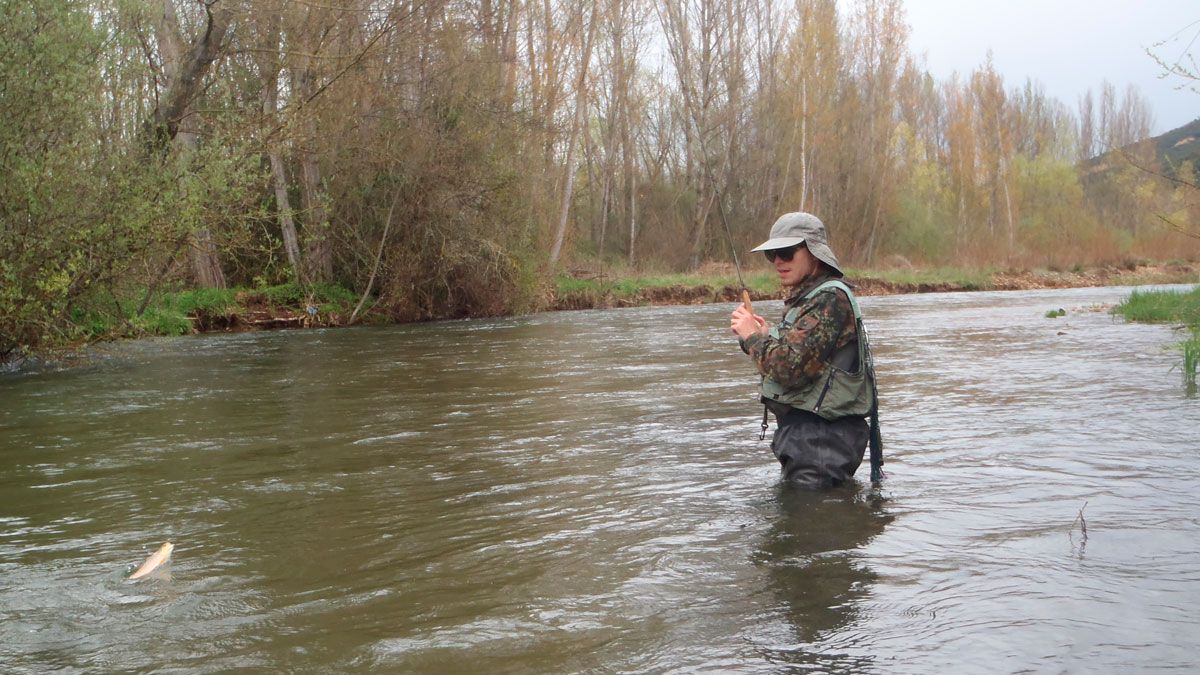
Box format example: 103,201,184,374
813,373,835,413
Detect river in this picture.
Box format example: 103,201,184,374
1,285,1197,673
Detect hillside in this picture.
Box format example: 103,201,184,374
1153,117,1200,170
1084,117,1200,177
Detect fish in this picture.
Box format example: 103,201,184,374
129,542,174,580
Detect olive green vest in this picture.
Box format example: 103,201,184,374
760,279,877,420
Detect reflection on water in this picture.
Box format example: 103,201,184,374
755,486,893,670
1,285,1198,672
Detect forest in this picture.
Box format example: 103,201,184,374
2,0,1198,356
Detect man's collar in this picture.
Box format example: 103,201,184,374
785,274,837,305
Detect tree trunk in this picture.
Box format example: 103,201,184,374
293,62,333,283
548,2,600,267
257,10,303,278
299,133,333,283
152,0,231,289
188,219,227,288
614,1,639,267
269,150,302,276
799,76,810,210
627,174,638,266
150,0,231,142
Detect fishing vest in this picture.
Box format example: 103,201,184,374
760,279,877,420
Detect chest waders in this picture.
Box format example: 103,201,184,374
759,280,884,481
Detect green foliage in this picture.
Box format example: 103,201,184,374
1115,286,1200,396
555,275,602,296
1045,308,1067,318
257,283,305,306
170,288,240,315
131,306,196,337
1016,155,1096,267
890,126,957,264
554,270,777,303
69,305,120,339
0,0,262,356
121,288,238,337
844,266,995,290
1112,287,1200,324
0,0,107,353
1184,330,1199,397
312,283,357,305
257,282,356,307
889,206,954,265
72,282,363,339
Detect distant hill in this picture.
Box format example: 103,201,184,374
1083,117,1200,178
1155,118,1200,171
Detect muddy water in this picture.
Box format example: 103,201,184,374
1,285,1197,672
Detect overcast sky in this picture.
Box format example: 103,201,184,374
900,0,1199,135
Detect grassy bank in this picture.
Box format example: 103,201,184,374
7,261,1199,367
71,282,365,341
1111,286,1200,324
844,266,996,290
553,269,778,309
553,261,1200,309
1113,286,1200,395
552,266,998,309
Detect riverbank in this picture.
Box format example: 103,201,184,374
550,260,1200,310
4,260,1198,369
0,282,365,368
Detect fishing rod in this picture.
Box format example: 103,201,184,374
709,173,753,314
693,125,753,314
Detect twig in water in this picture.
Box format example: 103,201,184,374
1070,501,1089,553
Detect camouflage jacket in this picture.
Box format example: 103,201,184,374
742,275,858,392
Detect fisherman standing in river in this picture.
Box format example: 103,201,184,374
730,212,883,487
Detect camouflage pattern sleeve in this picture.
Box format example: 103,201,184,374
743,289,857,390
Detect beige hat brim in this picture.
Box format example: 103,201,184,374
751,236,806,252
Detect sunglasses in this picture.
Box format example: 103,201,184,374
764,244,802,263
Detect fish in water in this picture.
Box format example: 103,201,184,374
129,542,174,580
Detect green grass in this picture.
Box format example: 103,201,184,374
1045,308,1067,318
170,287,240,315
842,266,996,290
554,270,777,301
127,287,241,336
554,265,1005,304
72,282,362,340
1114,286,1200,396
131,305,196,336
1184,330,1199,397
69,305,120,337
1111,286,1200,324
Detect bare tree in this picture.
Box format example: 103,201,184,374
548,1,601,267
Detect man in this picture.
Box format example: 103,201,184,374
730,212,882,487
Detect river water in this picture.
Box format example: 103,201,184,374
1,285,1197,673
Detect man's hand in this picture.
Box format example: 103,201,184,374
730,305,768,340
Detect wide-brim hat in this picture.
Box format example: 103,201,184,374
751,212,843,275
